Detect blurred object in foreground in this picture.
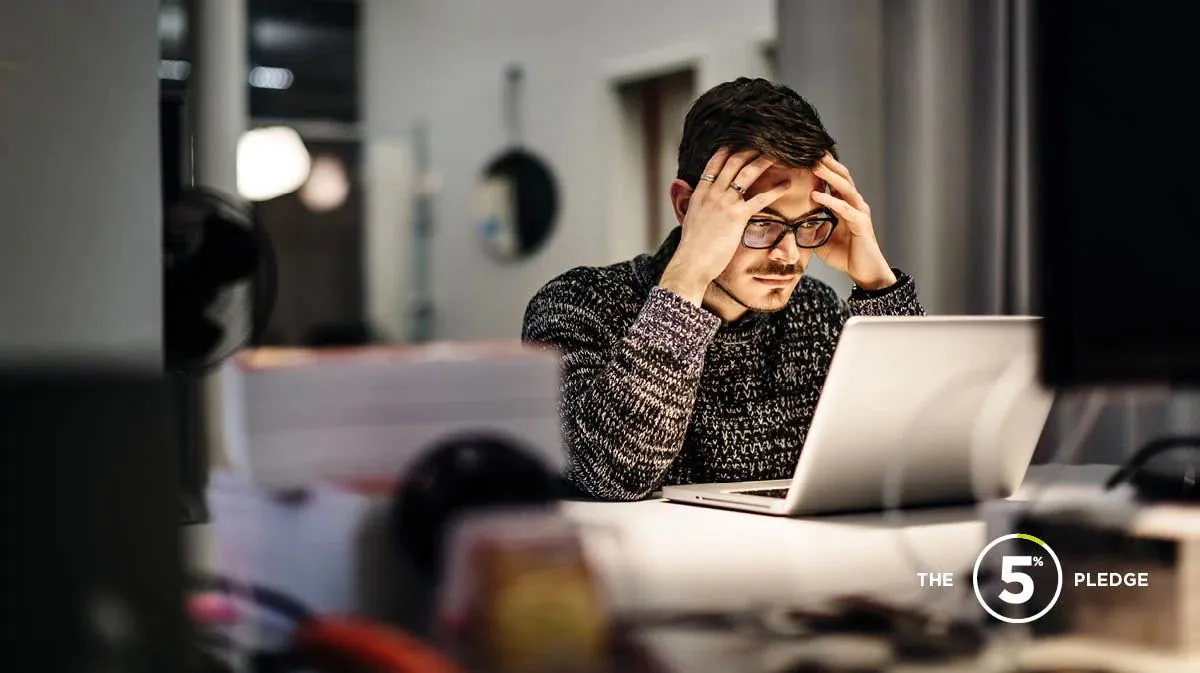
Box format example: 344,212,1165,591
291,615,465,673
205,472,372,626
163,185,278,523
202,476,665,672
164,186,277,375
1009,497,1200,656
187,578,467,673
390,433,566,587
218,341,564,488
0,370,183,673
437,509,614,673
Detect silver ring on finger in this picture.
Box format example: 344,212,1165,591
730,182,746,195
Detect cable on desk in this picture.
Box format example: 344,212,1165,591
192,575,314,625
1103,434,1200,500
188,575,466,673
1017,390,1108,514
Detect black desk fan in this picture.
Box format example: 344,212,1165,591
164,186,277,374
163,186,278,523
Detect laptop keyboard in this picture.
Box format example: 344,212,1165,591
735,487,790,499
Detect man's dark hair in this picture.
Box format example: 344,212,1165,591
676,77,836,187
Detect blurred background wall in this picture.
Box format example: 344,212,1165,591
362,0,776,340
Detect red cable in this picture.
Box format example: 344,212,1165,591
291,616,465,673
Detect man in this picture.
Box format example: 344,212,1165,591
522,78,924,501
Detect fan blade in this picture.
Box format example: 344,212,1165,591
194,217,261,286
165,314,224,362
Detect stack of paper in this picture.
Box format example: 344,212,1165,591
219,342,565,488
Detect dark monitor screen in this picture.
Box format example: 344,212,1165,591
1035,0,1200,388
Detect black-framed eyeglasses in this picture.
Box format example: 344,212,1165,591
742,209,839,249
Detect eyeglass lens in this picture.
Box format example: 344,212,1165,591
743,217,835,249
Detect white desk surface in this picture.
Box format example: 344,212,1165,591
556,464,1200,672
559,464,1117,613
564,493,985,613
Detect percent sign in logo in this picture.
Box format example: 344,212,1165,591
972,533,1063,624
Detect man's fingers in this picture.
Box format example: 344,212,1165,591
694,147,732,196
743,179,792,213
813,164,867,211
811,190,860,224
701,147,732,179
731,155,777,196
713,149,759,194
820,153,854,187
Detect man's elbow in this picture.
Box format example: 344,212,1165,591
564,464,661,502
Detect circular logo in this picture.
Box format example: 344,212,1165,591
972,533,1063,624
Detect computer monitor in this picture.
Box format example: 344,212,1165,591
1034,0,1200,388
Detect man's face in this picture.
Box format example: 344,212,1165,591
712,166,823,312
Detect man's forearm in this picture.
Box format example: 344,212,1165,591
551,287,720,500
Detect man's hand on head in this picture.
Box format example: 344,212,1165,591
660,148,792,306
810,154,898,291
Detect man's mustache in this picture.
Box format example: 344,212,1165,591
746,261,805,276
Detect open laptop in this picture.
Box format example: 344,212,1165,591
661,316,1056,516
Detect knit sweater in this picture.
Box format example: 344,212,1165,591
521,226,925,501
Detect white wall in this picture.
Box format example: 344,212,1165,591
0,0,162,368
363,0,775,341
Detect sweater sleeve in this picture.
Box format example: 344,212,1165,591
846,268,925,317
522,277,720,501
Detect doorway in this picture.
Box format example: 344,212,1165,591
255,137,366,346
616,68,696,251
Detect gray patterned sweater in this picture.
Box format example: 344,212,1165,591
521,227,925,501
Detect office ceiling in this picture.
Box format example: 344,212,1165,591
159,0,359,122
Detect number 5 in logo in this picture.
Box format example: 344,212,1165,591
999,556,1035,604
973,534,1063,624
